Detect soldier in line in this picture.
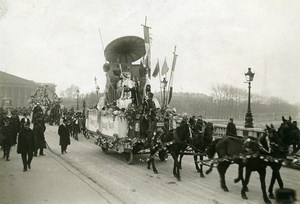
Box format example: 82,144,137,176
226,118,237,136
17,121,35,172
58,119,71,154
33,118,46,156
1,117,13,161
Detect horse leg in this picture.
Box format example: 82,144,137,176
194,154,200,172
199,155,204,178
179,153,184,169
241,168,251,200
151,147,158,174
171,152,181,181
234,164,244,183
258,167,271,204
217,161,230,192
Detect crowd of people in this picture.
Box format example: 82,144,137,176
0,104,79,172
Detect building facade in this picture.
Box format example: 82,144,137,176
0,71,56,107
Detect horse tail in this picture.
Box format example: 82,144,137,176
206,138,221,159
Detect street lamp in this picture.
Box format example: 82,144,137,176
161,77,168,108
96,85,100,99
244,68,255,128
76,89,80,110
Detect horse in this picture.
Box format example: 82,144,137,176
265,116,299,199
178,121,214,177
205,135,273,203
158,123,193,181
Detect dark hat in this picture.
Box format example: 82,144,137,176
63,118,68,123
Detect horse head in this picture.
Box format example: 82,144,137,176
264,124,289,157
278,116,299,152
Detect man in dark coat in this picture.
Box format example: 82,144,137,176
10,110,20,145
1,117,13,161
226,118,237,136
17,122,35,172
58,119,70,154
33,118,46,156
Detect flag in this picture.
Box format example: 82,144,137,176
167,47,178,104
143,25,151,78
161,57,169,76
152,60,160,78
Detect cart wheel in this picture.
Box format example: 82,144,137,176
101,147,108,154
159,150,168,161
124,151,133,164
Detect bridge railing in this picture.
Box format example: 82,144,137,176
213,123,265,139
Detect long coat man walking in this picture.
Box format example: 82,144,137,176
1,117,13,161
58,119,70,154
33,118,46,156
17,122,35,172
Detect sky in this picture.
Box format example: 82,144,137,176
0,0,300,104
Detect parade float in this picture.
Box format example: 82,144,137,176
29,84,62,125
85,21,178,164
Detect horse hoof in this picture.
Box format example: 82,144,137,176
234,178,240,183
200,174,205,178
147,166,150,170
154,170,159,174
242,195,248,200
264,199,271,204
269,194,275,199
222,187,229,192
177,177,181,181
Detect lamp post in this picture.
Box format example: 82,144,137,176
161,77,168,109
96,85,100,100
244,68,255,128
76,89,80,110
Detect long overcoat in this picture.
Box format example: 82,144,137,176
9,115,20,145
0,125,14,147
58,124,70,146
33,123,47,149
17,128,35,154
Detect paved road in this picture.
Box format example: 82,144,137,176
0,141,121,204
1,124,299,204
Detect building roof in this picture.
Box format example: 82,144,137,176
0,71,36,85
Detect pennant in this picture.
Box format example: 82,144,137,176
161,57,169,76
152,60,160,78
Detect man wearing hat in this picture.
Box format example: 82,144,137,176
1,117,13,161
33,117,46,156
58,119,71,154
226,118,237,136
17,121,35,171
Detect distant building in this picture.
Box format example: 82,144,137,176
0,71,56,107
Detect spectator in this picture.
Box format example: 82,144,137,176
58,119,71,154
1,117,13,161
226,118,237,136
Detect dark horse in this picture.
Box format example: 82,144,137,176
206,135,273,203
178,121,214,177
265,116,300,199
205,117,299,204
160,123,192,180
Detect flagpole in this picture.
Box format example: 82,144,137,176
157,59,163,106
166,46,177,105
